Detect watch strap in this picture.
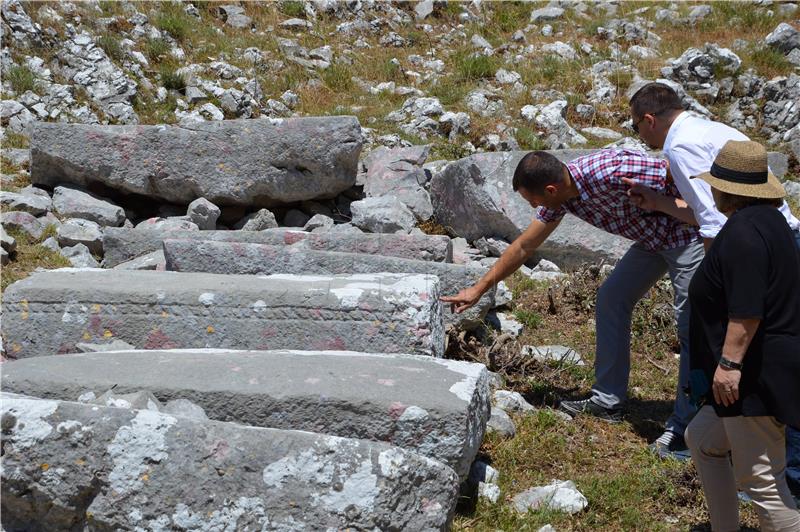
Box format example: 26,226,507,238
719,356,743,370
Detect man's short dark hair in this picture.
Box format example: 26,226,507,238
629,82,684,119
512,151,565,193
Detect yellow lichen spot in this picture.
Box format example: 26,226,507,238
103,330,113,338
75,458,86,466
41,463,49,471
91,304,101,313
161,311,169,318
11,343,21,353
86,511,94,520
141,473,149,482
217,163,225,170
206,325,215,334
82,332,91,340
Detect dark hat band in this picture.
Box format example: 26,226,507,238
710,162,768,185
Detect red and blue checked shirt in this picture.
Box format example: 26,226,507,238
536,149,700,251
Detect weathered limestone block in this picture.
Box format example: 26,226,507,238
1,270,444,358
30,117,363,206
163,239,491,329
0,393,459,531
102,227,453,267
2,349,491,478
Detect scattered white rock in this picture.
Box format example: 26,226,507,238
521,345,585,366
512,480,588,515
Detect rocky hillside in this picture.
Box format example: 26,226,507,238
2,0,799,161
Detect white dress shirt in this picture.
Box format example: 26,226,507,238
663,112,800,239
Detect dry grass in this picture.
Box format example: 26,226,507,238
1,228,70,293
448,268,762,530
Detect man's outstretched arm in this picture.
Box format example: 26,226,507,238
440,218,561,313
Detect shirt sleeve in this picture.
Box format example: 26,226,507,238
668,145,728,239
612,152,668,190
718,222,768,319
535,205,565,223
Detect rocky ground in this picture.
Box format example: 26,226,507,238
1,1,800,531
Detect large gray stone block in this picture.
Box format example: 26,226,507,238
1,393,459,531
30,117,363,207
2,269,444,358
430,150,632,268
102,227,453,267
2,349,491,478
163,239,491,329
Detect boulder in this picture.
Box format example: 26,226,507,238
186,197,220,230
52,185,125,226
56,218,103,255
362,145,434,220
30,118,363,207
102,228,453,267
2,270,444,358
0,190,51,216
2,349,490,478
350,196,417,233
430,150,631,268
1,393,459,531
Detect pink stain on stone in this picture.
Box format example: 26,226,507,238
283,232,305,245
377,379,395,386
143,329,179,350
388,401,407,419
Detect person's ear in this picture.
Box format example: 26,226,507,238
544,184,559,197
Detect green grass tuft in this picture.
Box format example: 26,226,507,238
97,33,124,62
455,52,497,81
159,67,186,92
514,309,542,329
6,65,36,94
321,64,354,92
280,0,305,18
145,38,171,63
154,4,193,42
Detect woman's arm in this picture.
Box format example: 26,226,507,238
713,318,761,406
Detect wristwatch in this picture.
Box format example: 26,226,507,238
718,356,743,370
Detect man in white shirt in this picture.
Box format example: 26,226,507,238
628,82,800,497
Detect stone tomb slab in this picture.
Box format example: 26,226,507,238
1,269,444,358
1,393,458,531
1,349,491,478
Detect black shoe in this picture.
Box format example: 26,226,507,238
649,430,691,462
558,397,623,423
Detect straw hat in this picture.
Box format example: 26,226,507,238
692,140,785,199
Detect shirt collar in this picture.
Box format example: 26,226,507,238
664,111,690,151
566,162,590,202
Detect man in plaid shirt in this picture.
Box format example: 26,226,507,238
443,148,703,459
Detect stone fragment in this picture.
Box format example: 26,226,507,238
350,196,417,233
30,119,363,207
0,190,51,216
60,243,99,268
53,185,124,227
0,393,459,530
233,208,279,230
1,210,44,239
493,390,535,413
486,408,516,438
2,349,490,478
102,228,453,267
56,218,103,254
162,239,493,329
186,197,220,230
512,480,588,515
2,270,444,358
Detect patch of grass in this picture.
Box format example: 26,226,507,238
159,67,186,92
427,79,471,107
97,33,124,62
513,309,542,329
6,65,36,94
429,141,473,162
492,1,532,33
515,126,547,151
280,0,306,18
2,132,29,149
321,64,354,92
154,4,193,42
132,91,178,124
455,52,497,81
748,46,795,78
145,38,171,63
1,229,71,292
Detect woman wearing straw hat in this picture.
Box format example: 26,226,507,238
684,140,800,531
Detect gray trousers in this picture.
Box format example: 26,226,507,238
590,239,705,435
